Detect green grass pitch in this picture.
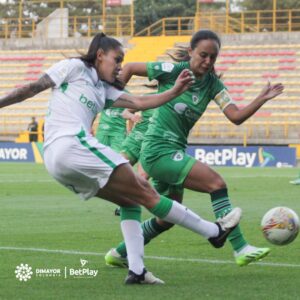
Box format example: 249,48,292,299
0,163,299,299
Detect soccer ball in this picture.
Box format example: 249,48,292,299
261,207,299,246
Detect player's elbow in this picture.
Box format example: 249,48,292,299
227,112,245,125
231,118,243,125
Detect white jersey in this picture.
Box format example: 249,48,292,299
44,58,124,148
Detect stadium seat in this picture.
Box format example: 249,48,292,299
0,40,299,144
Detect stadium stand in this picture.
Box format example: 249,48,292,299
0,49,82,142
0,37,300,145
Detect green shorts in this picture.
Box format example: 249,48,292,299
121,130,144,165
97,134,125,152
140,150,197,196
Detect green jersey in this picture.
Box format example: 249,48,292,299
96,107,126,137
121,108,154,164
133,108,154,137
142,61,232,156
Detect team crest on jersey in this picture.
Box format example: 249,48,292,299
172,151,184,161
192,94,200,104
174,103,187,114
161,62,175,72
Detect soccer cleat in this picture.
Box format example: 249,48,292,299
114,207,121,216
125,268,165,285
289,178,300,185
208,207,242,248
235,246,271,266
105,248,128,268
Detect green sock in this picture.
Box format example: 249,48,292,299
142,217,169,244
148,195,173,218
210,188,247,252
120,206,141,222
115,217,170,257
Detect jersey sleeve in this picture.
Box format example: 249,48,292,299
146,62,178,82
45,59,82,87
104,84,125,108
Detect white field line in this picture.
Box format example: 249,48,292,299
0,246,299,268
0,179,54,183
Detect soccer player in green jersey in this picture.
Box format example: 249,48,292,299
121,109,154,165
95,107,139,152
105,30,284,267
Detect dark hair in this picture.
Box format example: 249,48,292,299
80,32,122,66
79,32,125,90
168,30,221,62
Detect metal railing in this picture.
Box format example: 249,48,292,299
0,14,133,39
0,8,299,39
136,9,300,36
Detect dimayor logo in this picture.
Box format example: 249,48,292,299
15,263,33,282
15,259,98,282
258,147,275,167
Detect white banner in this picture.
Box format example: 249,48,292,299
106,0,132,6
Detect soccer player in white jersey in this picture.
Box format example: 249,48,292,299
0,33,242,285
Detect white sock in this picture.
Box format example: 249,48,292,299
162,201,219,238
120,220,144,275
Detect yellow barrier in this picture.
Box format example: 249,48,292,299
289,144,300,159
124,36,190,63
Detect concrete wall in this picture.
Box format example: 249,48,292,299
221,31,300,46
35,8,69,40
0,36,129,50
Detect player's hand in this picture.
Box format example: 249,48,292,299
258,80,284,102
131,113,142,123
172,69,195,94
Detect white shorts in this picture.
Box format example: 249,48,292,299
44,135,128,200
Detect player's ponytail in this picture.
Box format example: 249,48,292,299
167,46,190,62
79,32,122,67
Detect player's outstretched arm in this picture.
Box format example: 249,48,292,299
0,74,55,109
113,69,194,110
119,63,148,84
223,81,284,125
